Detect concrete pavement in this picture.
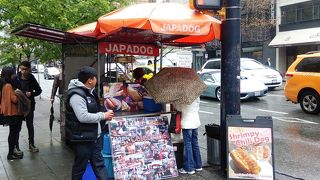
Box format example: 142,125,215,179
0,97,226,180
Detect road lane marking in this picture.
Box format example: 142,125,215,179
267,94,284,97
199,110,214,114
273,117,318,124
257,109,288,115
200,100,209,104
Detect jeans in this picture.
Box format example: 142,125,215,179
72,135,108,180
182,128,202,172
17,111,35,146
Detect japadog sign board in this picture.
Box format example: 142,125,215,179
227,116,275,180
99,42,159,56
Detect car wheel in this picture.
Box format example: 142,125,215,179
215,87,221,101
299,90,320,114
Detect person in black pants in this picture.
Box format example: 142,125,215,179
65,66,114,180
0,66,24,160
14,61,42,153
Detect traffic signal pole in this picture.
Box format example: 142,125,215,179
220,0,241,173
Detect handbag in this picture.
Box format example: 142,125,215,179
168,111,182,134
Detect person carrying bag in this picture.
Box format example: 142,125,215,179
0,66,24,160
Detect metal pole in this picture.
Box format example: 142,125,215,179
220,0,241,173
36,61,41,99
97,47,101,97
160,44,163,69
153,56,157,74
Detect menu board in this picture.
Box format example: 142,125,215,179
227,116,274,180
109,116,179,180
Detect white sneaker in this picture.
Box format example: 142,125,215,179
195,168,203,172
178,168,195,175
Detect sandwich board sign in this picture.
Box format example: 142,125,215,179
226,115,275,180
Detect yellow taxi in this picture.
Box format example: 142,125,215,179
284,51,320,114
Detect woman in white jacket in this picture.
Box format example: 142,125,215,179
175,97,202,175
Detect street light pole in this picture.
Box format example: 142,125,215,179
220,0,241,173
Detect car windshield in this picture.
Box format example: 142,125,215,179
48,67,60,73
241,59,266,70
211,73,221,82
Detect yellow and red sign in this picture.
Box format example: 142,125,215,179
99,42,159,56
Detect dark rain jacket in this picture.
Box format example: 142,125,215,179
14,72,42,111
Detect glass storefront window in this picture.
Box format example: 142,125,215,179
286,9,297,24
281,2,320,25
314,5,320,19
297,6,313,21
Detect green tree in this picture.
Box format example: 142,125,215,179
241,0,275,43
0,0,129,65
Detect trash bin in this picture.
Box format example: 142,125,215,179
172,140,184,169
205,124,220,165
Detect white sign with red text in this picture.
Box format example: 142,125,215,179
228,127,273,180
99,42,159,56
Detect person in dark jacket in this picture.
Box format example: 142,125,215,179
50,72,63,103
14,61,42,153
65,66,114,180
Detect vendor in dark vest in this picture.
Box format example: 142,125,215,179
65,66,114,180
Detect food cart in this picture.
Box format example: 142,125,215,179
12,3,221,179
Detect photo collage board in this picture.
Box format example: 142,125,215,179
109,116,179,180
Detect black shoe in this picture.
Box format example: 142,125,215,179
7,153,23,160
14,146,24,156
29,144,39,153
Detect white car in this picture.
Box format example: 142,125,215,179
198,58,283,89
200,71,268,101
44,67,60,79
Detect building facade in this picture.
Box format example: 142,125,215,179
269,0,320,75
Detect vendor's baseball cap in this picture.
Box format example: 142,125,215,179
78,66,97,83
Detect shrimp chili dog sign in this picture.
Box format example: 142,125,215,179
227,116,274,180
99,42,159,56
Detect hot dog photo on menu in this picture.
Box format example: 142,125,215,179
228,127,273,180
103,82,148,112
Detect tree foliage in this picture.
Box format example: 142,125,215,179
205,0,275,52
241,0,275,43
0,0,129,65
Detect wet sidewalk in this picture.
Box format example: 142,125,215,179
0,97,225,180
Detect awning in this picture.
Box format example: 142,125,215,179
12,23,97,44
269,27,320,47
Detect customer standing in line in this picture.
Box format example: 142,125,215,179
175,97,202,175
50,72,63,103
65,66,114,180
0,66,24,160
14,61,42,153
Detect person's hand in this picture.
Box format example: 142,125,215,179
104,110,114,120
26,91,31,97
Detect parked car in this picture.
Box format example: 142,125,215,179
198,58,283,89
44,66,60,79
284,51,320,114
31,64,44,73
200,71,268,101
